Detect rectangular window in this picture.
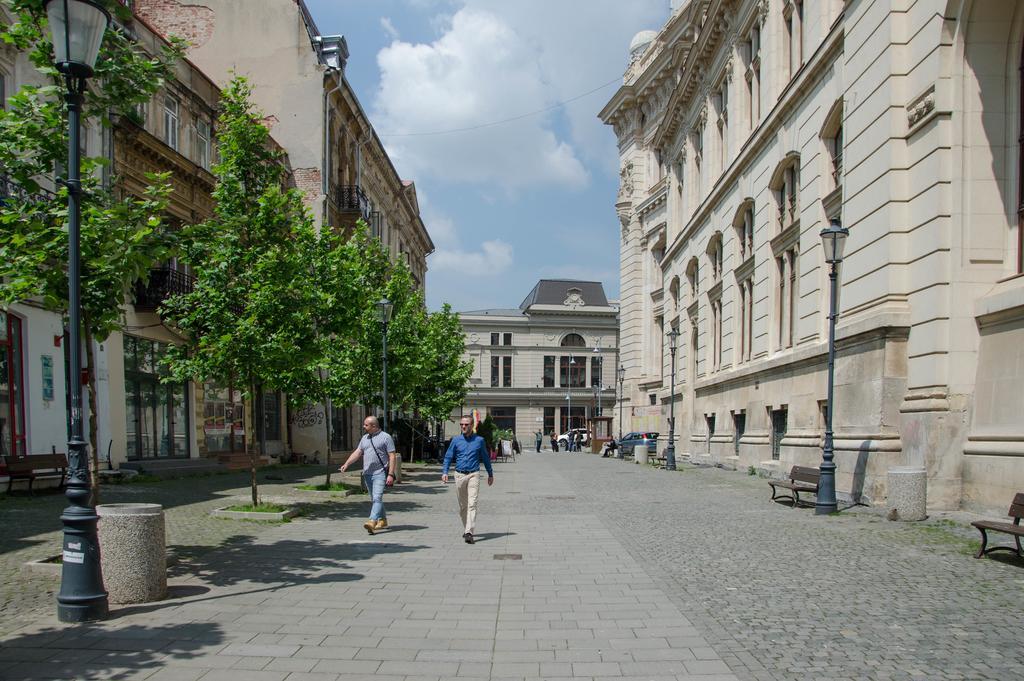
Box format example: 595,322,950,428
196,118,211,170
502,356,512,387
771,408,788,460
490,406,516,432
705,414,716,454
776,251,798,350
123,335,189,460
203,381,244,454
261,390,281,441
543,355,555,387
163,95,180,151
560,406,585,433
590,356,602,387
490,332,499,346
503,332,512,345
490,356,500,387
0,311,27,460
543,407,555,437
733,412,746,456
561,355,584,387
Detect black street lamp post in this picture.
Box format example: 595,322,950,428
664,328,680,471
50,0,110,624
616,364,625,459
816,217,849,515
376,299,393,431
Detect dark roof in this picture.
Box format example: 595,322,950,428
460,308,525,316
519,280,609,310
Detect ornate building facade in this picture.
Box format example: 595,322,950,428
600,0,1024,511
452,281,619,448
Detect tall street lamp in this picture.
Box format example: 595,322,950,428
617,364,625,440
376,298,393,431
591,346,600,418
817,217,849,515
664,327,681,471
50,0,110,624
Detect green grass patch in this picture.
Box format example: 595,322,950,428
225,502,288,513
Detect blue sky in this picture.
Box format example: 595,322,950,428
305,0,669,312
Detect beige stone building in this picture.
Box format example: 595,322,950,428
1,6,280,474
453,281,619,448
134,0,435,455
600,0,1024,512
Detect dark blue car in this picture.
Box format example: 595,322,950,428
618,432,659,456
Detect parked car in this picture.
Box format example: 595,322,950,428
618,432,659,456
557,428,590,450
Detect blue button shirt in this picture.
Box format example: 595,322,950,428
442,434,494,477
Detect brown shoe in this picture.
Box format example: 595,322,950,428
363,520,376,535
375,518,388,530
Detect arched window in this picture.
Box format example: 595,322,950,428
706,232,724,283
685,257,700,299
732,200,755,261
561,333,586,347
769,153,801,232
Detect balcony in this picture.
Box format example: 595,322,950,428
1,174,56,204
133,267,195,312
330,184,370,221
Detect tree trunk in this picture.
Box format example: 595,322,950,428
250,379,259,507
324,397,332,488
83,322,100,506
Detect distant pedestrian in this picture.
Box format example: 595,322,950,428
550,432,559,452
511,438,521,457
442,416,495,544
338,416,396,535
535,431,543,452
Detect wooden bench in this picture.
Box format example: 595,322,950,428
971,492,1024,559
5,454,69,495
768,465,820,507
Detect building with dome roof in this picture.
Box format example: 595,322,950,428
449,280,619,447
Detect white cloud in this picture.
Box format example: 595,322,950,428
372,1,667,186
429,239,513,276
379,17,400,41
373,7,589,191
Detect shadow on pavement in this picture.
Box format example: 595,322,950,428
0,621,225,680
468,531,516,542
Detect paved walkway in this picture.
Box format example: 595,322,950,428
1,453,1023,680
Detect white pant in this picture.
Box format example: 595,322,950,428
454,471,481,534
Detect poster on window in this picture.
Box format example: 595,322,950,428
41,355,54,402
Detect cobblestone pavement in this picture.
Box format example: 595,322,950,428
0,454,1022,680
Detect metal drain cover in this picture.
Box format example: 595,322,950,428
493,554,522,560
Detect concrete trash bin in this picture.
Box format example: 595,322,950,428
96,503,167,604
887,467,927,521
636,448,649,465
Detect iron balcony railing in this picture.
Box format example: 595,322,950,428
1,174,57,204
330,184,370,221
133,267,195,312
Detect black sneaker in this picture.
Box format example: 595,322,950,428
463,532,474,544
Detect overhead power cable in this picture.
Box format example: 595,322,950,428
378,76,621,138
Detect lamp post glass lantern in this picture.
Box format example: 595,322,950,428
49,0,111,623
816,217,850,515
376,298,392,431
664,328,680,470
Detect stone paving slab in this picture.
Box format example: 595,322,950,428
1,453,1023,680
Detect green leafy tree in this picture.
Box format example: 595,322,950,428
162,76,323,506
0,0,183,499
476,415,497,452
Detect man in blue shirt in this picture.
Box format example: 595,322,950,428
442,416,495,544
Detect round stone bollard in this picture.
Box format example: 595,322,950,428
887,467,927,521
636,448,649,466
96,503,167,604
